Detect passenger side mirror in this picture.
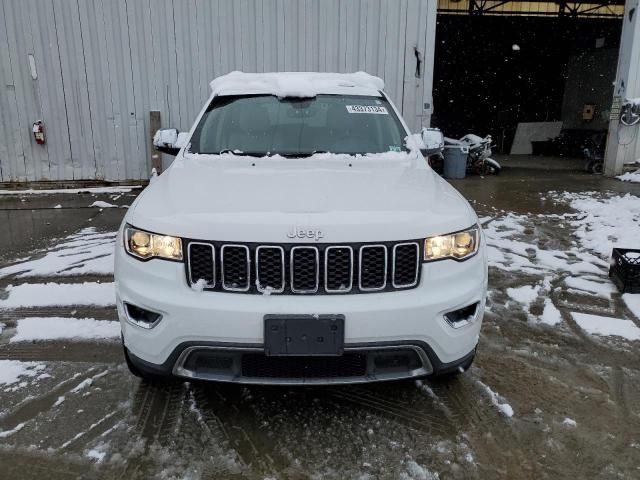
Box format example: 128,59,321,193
421,128,444,152
153,128,189,156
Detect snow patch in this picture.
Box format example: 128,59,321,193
0,282,116,308
540,298,562,326
10,317,120,343
0,186,141,195
623,294,640,319
0,360,46,386
563,277,616,298
0,422,26,438
572,312,640,341
210,71,385,98
617,169,640,183
90,200,117,208
0,228,116,278
562,418,577,427
558,192,640,258
506,284,540,310
477,380,514,417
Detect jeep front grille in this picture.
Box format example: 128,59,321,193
186,240,421,295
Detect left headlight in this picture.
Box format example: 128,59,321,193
424,226,479,262
125,225,183,261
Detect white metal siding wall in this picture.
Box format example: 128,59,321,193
0,0,436,182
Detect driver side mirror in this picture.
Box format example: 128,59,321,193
153,128,189,156
421,127,444,152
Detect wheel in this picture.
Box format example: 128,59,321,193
485,158,501,175
587,160,603,174
473,160,491,176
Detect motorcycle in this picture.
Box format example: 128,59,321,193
456,134,502,175
582,132,606,175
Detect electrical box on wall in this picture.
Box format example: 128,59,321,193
582,104,595,121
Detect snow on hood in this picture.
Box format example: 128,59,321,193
128,152,477,243
209,71,385,98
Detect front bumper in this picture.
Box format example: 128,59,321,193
115,242,487,384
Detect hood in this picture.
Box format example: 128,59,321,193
129,154,477,243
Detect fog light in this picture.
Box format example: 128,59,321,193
444,302,479,329
124,302,162,329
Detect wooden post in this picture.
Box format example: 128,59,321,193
150,111,162,175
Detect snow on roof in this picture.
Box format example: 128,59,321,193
209,71,385,98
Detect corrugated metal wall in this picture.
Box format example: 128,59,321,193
0,0,436,182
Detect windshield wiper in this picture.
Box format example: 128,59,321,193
277,150,328,158
217,150,269,157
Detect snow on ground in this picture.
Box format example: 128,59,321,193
540,298,562,326
617,169,640,183
10,317,120,343
623,294,640,319
0,186,141,195
554,192,640,257
571,312,640,341
476,380,514,417
0,282,115,308
506,285,540,311
90,200,117,208
0,228,116,278
0,360,46,386
0,422,26,438
563,277,617,299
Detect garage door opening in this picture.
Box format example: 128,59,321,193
432,1,624,172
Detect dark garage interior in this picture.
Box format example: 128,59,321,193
432,4,624,158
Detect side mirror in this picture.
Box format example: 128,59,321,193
421,127,444,152
405,133,426,152
153,128,188,156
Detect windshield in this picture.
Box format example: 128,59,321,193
189,94,407,156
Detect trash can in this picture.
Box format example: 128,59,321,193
443,145,469,179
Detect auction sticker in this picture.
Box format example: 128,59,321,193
346,105,388,114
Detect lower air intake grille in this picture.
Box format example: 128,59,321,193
241,353,367,379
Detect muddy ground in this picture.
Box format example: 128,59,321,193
0,161,639,479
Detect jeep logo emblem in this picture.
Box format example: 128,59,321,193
287,226,324,241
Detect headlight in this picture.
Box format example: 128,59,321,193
125,226,183,261
424,226,479,261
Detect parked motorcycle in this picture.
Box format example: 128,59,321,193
444,134,501,175
582,132,606,174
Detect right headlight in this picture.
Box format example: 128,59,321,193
424,226,479,261
124,225,183,261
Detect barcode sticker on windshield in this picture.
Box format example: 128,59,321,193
346,105,388,114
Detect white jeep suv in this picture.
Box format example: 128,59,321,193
115,71,487,385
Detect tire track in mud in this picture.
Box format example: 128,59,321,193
0,368,103,434
0,341,121,363
326,385,455,434
116,381,187,479
190,385,285,479
0,449,91,480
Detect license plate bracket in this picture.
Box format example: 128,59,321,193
264,314,345,356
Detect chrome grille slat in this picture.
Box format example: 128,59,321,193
392,242,420,288
221,244,251,292
290,246,319,293
188,242,215,287
359,245,388,291
256,246,285,293
325,246,353,293
187,240,419,294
